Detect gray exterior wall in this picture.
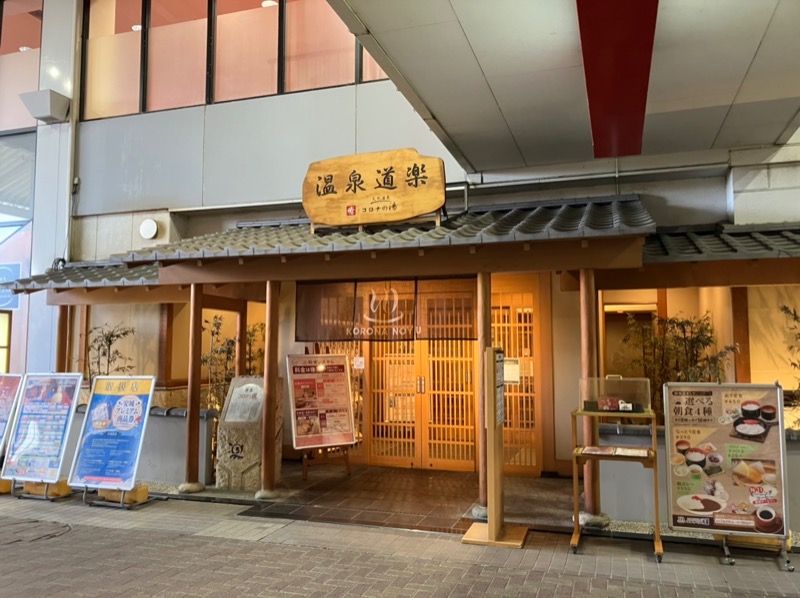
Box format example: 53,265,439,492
76,81,466,217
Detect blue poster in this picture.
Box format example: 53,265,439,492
68,376,154,491
1,373,82,483
0,263,21,310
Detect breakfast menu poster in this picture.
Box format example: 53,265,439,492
1,373,82,483
68,376,154,491
664,383,788,538
286,354,355,449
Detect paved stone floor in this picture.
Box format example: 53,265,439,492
0,494,798,597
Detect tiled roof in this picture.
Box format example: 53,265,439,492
121,195,655,263
2,262,159,292
643,223,800,263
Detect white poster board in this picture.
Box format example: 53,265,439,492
664,382,789,539
0,374,23,456
1,373,82,483
286,354,356,450
68,376,154,491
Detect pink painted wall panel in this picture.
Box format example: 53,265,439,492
0,50,39,131
215,8,278,102
285,0,354,92
147,19,207,111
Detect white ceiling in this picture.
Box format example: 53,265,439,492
330,0,800,173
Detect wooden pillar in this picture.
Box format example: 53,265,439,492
235,306,247,377
258,280,281,496
731,287,751,382
180,283,204,493
477,272,491,508
157,305,172,387
55,305,69,372
579,268,599,514
76,305,89,376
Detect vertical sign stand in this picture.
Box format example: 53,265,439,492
462,348,528,548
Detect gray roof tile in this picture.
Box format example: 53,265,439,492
1,263,159,292
644,223,800,263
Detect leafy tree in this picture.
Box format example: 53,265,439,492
85,323,136,385
245,322,266,376
619,312,737,422
201,315,236,412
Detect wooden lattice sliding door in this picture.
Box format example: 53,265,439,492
492,274,541,475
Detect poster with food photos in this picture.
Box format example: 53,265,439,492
664,383,788,538
1,373,82,483
0,374,23,454
287,354,355,449
68,376,154,491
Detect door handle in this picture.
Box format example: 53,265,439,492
419,375,425,395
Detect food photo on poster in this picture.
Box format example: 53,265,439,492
664,383,787,537
286,355,356,450
1,374,83,483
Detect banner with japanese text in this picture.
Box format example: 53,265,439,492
1,373,82,483
664,383,788,538
68,376,154,491
0,374,23,454
287,354,355,449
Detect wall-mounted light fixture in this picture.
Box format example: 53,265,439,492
19,89,71,124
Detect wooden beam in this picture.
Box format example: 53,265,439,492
201,294,247,312
55,305,69,372
477,272,491,508
77,305,88,377
595,259,800,290
158,238,645,285
181,283,204,492
236,306,247,377
731,287,751,383
580,269,599,514
157,304,172,387
260,280,281,493
46,286,192,306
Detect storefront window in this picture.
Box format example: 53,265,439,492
83,0,142,120
361,47,387,83
285,0,354,93
147,0,206,112
0,0,42,131
214,0,278,102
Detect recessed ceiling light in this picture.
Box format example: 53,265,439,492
261,1,278,7
19,46,31,52
132,24,142,31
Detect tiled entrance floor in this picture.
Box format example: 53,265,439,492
236,460,575,534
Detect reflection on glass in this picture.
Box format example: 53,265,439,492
215,0,278,102
362,47,387,83
84,0,142,119
285,0,354,92
0,0,42,131
147,0,207,112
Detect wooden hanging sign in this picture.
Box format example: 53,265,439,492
302,148,445,227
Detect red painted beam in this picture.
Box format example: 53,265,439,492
577,0,659,158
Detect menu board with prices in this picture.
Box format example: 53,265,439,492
664,383,788,538
1,373,83,483
287,354,356,449
68,376,154,491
